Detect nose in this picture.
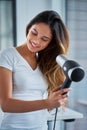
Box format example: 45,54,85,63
34,37,41,46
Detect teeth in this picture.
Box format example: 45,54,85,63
32,42,36,47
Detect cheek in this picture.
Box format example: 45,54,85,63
41,42,50,49
27,34,30,39
27,32,33,40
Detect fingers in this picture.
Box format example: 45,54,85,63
58,96,68,109
52,86,61,92
57,92,68,102
59,99,66,106
56,89,70,106
57,88,71,95
48,87,71,110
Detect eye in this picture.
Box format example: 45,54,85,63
31,31,37,36
41,37,50,42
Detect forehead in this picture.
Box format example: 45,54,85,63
30,23,52,37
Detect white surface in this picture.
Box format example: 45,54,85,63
48,107,83,121
77,99,87,105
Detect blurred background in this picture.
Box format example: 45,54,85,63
0,0,87,130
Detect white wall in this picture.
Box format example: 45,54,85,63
16,0,66,45
16,0,51,45
52,0,66,21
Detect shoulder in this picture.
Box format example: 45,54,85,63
0,47,16,70
0,47,15,56
0,47,18,60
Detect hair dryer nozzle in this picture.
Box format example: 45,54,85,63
56,54,67,67
69,66,85,82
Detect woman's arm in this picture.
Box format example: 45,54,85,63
0,67,69,113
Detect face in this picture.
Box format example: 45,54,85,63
26,23,52,53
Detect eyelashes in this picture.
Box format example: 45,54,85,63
31,31,50,42
31,31,37,36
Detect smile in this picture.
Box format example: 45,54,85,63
30,40,40,48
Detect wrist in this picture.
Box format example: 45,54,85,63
43,99,50,109
44,99,51,109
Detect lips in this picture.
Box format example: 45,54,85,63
31,42,37,48
30,40,40,48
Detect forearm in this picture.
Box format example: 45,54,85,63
1,98,49,113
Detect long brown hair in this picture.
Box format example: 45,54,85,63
26,10,69,92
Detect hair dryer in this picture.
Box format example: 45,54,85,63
56,54,85,89
53,54,85,130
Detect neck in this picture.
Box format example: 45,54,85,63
21,43,36,58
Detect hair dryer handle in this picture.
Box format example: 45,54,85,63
61,78,72,94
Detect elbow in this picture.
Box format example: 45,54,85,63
0,100,11,112
1,104,9,112
1,107,6,112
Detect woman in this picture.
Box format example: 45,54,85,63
0,10,70,130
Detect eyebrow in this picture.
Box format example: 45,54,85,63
33,28,52,40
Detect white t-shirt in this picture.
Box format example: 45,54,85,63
0,47,49,130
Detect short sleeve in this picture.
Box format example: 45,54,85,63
0,48,14,71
